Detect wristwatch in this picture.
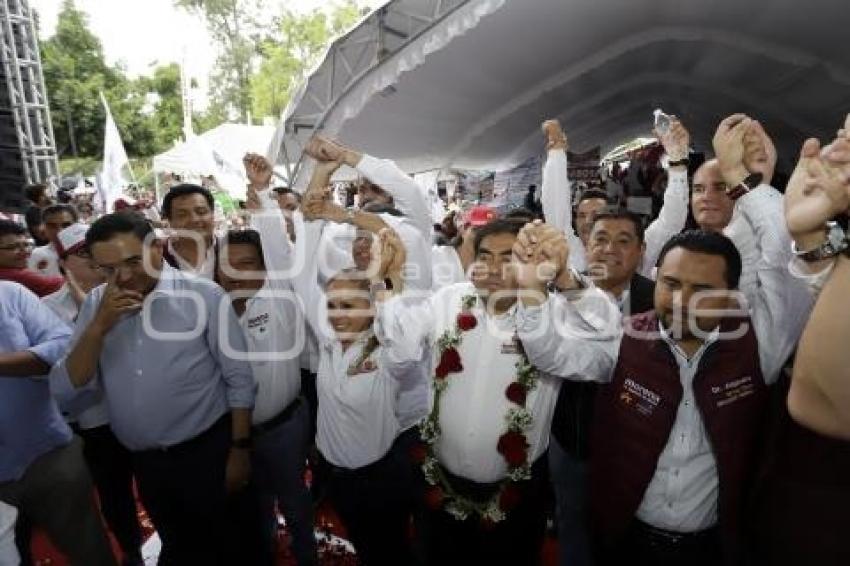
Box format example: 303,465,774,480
792,222,848,262
726,172,763,201
667,157,690,168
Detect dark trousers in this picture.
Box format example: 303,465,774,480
595,520,722,566
417,455,549,566
131,416,233,566
0,436,116,566
77,424,143,562
321,428,420,566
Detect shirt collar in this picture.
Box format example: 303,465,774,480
658,322,721,363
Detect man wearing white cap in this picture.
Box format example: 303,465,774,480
43,224,144,566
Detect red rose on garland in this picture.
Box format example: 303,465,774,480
424,485,445,510
498,484,522,512
456,312,477,331
479,516,497,531
409,442,428,464
497,431,529,468
435,346,463,379
505,382,527,406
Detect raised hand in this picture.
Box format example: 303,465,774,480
243,152,273,189
245,186,262,211
784,138,850,236
542,119,568,151
655,117,690,162
713,113,752,186
512,220,569,291
743,120,778,185
304,135,348,163
367,227,407,289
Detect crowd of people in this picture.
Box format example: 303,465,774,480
1,112,849,566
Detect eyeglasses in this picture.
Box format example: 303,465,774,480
95,255,144,276
0,242,34,252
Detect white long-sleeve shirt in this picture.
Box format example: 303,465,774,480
291,214,428,469
244,210,305,425
520,185,813,532
541,149,690,277
375,281,617,483
315,155,433,290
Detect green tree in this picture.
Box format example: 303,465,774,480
137,63,185,148
40,0,161,158
250,1,361,121
175,0,266,123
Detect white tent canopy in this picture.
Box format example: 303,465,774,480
272,0,850,190
154,123,277,198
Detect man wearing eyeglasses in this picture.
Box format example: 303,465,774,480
0,220,63,297
49,212,256,565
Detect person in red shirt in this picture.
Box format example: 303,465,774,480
0,220,63,297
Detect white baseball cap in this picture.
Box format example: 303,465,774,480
56,223,89,257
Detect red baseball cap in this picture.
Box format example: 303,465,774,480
464,205,497,228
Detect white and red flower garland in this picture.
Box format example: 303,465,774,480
412,294,540,524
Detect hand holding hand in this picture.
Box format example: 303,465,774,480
512,220,569,290
784,137,850,236
713,114,752,186
367,227,407,287
742,120,777,185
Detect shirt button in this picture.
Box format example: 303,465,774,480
137,339,143,346
673,469,680,477
136,369,143,376
684,400,690,407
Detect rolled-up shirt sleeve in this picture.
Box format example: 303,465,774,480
15,285,71,367
47,290,102,408
207,286,256,409
516,288,621,382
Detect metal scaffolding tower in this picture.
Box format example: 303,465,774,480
0,0,58,200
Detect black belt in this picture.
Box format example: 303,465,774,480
439,453,548,503
633,519,719,548
137,414,230,456
252,397,301,437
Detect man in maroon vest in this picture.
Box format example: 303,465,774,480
514,223,811,566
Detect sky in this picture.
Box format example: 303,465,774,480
30,0,384,110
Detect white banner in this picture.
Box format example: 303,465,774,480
98,92,133,211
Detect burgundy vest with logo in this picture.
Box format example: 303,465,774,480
590,312,768,563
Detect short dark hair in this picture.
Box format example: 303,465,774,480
578,189,609,204
24,184,48,203
42,204,79,222
222,229,265,268
655,230,742,288
362,202,403,216
0,219,26,238
161,184,214,219
273,186,300,201
86,212,153,247
473,218,524,255
504,207,537,223
591,208,646,242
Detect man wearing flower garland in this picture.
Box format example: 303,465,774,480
374,218,616,564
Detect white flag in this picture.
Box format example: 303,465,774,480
98,92,133,211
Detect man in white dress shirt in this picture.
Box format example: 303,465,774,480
513,206,811,565
374,217,611,565
541,119,691,276
161,184,219,280
216,215,317,565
